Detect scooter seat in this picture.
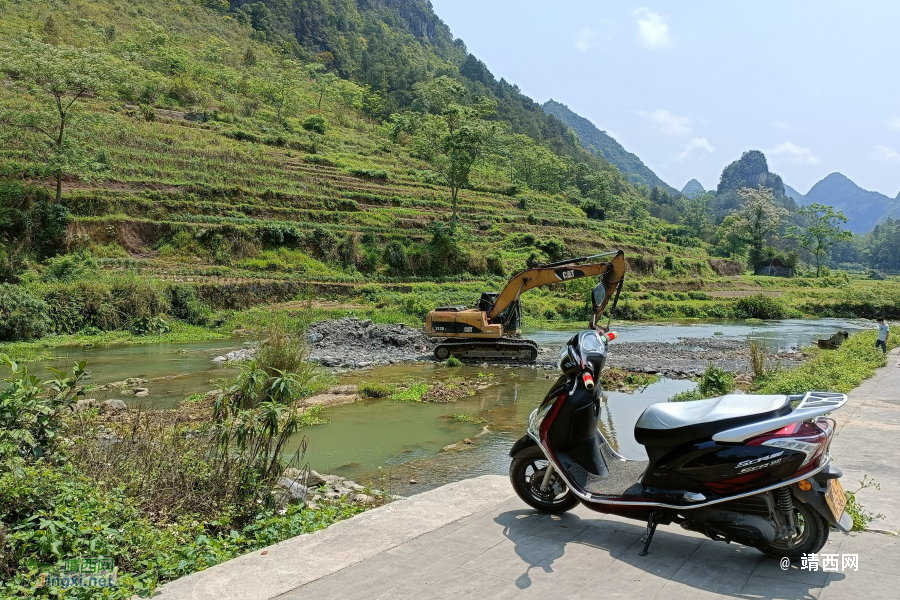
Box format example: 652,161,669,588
634,394,791,449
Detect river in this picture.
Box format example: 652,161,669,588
30,318,871,491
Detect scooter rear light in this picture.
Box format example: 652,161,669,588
747,421,826,467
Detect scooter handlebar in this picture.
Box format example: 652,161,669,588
603,331,618,343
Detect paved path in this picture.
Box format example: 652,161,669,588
829,347,900,533
154,349,900,600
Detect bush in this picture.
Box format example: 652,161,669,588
0,284,51,341
168,285,208,325
382,241,407,273
734,294,789,319
302,115,328,134
40,250,98,283
697,363,735,397
358,382,396,398
670,363,735,402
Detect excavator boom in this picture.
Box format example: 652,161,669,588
486,251,623,320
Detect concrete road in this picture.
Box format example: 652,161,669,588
154,349,900,600
829,347,900,533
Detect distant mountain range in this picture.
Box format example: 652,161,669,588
542,100,678,195
783,173,898,234
539,98,899,233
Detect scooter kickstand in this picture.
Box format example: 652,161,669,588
639,511,658,556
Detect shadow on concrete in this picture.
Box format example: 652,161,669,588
496,509,845,599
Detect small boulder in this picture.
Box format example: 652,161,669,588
276,477,308,501
282,467,305,482
73,399,98,413
307,332,324,344
134,390,150,398
101,399,128,412
307,470,327,487
353,493,376,505
320,474,345,488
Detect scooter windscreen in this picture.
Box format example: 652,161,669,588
558,330,608,375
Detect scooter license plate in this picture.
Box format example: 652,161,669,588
825,478,847,522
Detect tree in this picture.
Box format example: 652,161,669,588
0,39,118,203
680,193,712,240
787,203,852,276
263,57,301,123
730,187,788,265
403,79,499,227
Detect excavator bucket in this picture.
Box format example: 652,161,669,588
590,250,626,328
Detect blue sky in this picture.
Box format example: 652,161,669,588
430,0,900,197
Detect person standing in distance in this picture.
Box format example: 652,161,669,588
875,316,889,353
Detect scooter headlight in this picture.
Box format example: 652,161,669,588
528,400,557,437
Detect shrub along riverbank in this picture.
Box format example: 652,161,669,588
3,261,900,363
754,330,897,395
0,333,367,599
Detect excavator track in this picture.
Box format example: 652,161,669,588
433,337,539,363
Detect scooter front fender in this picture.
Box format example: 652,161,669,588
510,435,547,459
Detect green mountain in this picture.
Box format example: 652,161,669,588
710,150,796,217
802,173,893,234
542,100,678,195
682,179,705,198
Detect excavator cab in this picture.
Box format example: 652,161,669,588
478,293,522,334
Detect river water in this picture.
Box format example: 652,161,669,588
28,318,871,490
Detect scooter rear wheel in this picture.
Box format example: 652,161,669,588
759,498,829,560
510,457,579,513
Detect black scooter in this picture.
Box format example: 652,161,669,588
509,284,852,559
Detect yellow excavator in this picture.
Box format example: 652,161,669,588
424,250,626,362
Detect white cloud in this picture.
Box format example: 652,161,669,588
768,141,820,165
676,137,716,162
574,20,619,53
633,8,671,50
632,109,691,135
871,145,900,163
575,28,600,53
887,117,900,131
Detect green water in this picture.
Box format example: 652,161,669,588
24,318,870,488
293,365,696,485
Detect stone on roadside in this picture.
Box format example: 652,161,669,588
353,493,376,505
276,477,308,501
307,470,327,487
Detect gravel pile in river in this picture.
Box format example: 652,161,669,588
534,336,805,377
306,317,435,368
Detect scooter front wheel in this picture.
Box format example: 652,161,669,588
509,457,579,513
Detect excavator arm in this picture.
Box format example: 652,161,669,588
486,250,626,321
